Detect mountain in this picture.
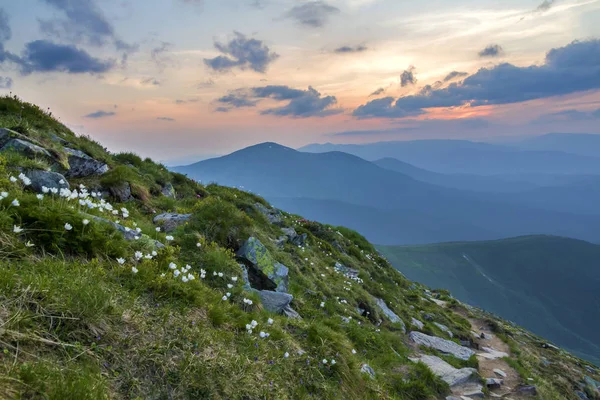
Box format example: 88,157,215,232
379,235,600,366
2,95,600,399
516,133,600,158
300,140,600,175
174,143,600,245
373,157,535,193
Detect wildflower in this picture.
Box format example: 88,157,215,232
182,276,189,283
134,251,143,260
9,176,17,183
160,273,166,277
50,188,58,194
0,191,8,198
117,258,126,265
268,318,274,325
231,276,238,282
11,199,19,207
131,267,139,274
25,241,35,248
250,320,258,328
218,272,223,278
243,298,253,305
135,227,142,233
13,225,23,233
155,227,161,232
331,360,336,365
165,235,174,241
174,270,181,277
226,292,231,297
169,262,177,270
41,186,49,193
352,349,357,354
222,295,228,301
196,242,201,247
187,273,195,281
284,352,289,358
112,210,119,215
151,251,157,256
259,331,268,338
144,254,153,259
64,223,73,231
227,284,233,289
124,227,131,232
59,179,65,184
82,219,90,226
320,302,325,308
322,359,328,364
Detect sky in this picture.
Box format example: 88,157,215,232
0,0,600,164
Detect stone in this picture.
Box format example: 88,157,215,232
434,322,454,338
109,182,133,202
374,297,405,332
153,212,192,232
0,128,43,148
1,138,52,159
575,391,590,400
91,216,164,249
161,183,176,198
411,355,478,387
258,290,293,313
280,227,307,246
237,237,289,292
486,378,503,389
411,317,424,330
334,262,359,279
517,386,537,396
23,170,69,193
360,364,375,378
461,388,484,398
409,331,476,360
493,368,507,378
422,313,434,321
478,346,509,360
49,132,69,145
446,397,462,400
282,305,301,319
254,202,283,225
64,147,109,177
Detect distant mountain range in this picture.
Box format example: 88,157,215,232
378,235,600,366
173,142,600,245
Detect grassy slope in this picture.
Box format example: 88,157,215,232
0,95,598,400
379,236,600,366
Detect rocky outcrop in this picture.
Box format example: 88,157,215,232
478,346,509,360
493,368,507,378
64,147,109,178
334,262,359,279
486,378,503,389
258,291,293,313
374,297,405,332
410,355,478,387
360,364,375,378
411,317,424,330
281,227,307,246
237,237,289,293
92,216,165,249
434,322,454,338
23,170,69,193
109,182,133,203
153,212,192,232
161,183,176,198
1,138,52,159
254,202,284,225
409,331,475,360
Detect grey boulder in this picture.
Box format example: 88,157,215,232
258,291,293,313
161,183,176,198
237,237,289,292
360,364,375,378
153,212,192,232
1,138,52,159
64,147,109,177
109,182,133,202
411,355,478,387
23,170,69,193
409,331,475,360
434,322,454,338
374,297,405,332
411,317,424,330
254,202,284,225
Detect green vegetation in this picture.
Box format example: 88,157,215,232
0,94,598,399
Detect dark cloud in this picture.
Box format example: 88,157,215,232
369,87,385,96
537,108,600,122
4,40,114,75
84,110,116,118
443,71,468,82
141,77,161,86
215,85,340,117
215,106,230,113
334,45,367,54
331,118,493,136
151,41,173,71
479,44,504,58
196,78,215,89
400,66,417,87
536,0,554,12
157,117,175,121
174,98,200,104
0,76,12,89
204,32,278,73
284,1,340,28
0,8,10,43
352,40,600,119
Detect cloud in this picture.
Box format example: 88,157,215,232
443,71,468,82
479,44,504,58
284,1,340,28
196,78,215,89
84,110,116,118
215,85,341,117
157,117,176,121
204,32,278,73
400,66,417,87
0,8,10,43
141,77,161,86
0,76,12,89
334,45,367,54
174,98,200,104
370,87,385,96
151,41,173,71
352,40,600,119
535,0,554,12
536,108,600,122
4,40,114,75
331,118,494,136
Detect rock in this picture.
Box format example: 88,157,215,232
446,397,462,400
49,132,69,145
1,138,52,159
153,212,192,232
516,385,537,396
334,262,359,279
161,183,176,198
258,290,293,313
493,368,507,378
274,236,287,249
411,355,478,387
23,170,69,193
280,227,307,246
478,346,509,360
64,147,109,177
422,313,434,321
461,388,484,398
486,378,503,389
254,202,283,225
0,128,43,147
109,182,133,202
282,305,301,319
360,364,375,378
411,317,424,330
374,297,405,332
239,265,252,291
409,331,476,360
575,391,590,400
237,237,289,292
434,322,454,338
91,216,164,249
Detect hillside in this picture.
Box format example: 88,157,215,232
1,95,599,400
173,143,600,245
516,133,600,158
379,235,600,366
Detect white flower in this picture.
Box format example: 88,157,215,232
151,251,157,256
231,277,238,282
243,298,253,305
59,179,65,184
352,349,357,354
131,267,139,274
182,276,189,283
160,273,166,277
82,219,90,226
165,235,174,241
144,254,153,259
322,359,328,364
135,227,142,233
25,241,35,248
13,225,23,233
250,320,258,328
268,318,274,325
1,191,8,198
11,199,19,207
169,262,177,270
226,292,231,297
50,188,58,194
9,176,17,183
284,352,289,358
64,223,73,231
259,331,268,338
36,194,44,200
132,222,137,227
112,210,119,215
227,284,233,289
222,295,228,301
320,302,325,308
196,242,201,247
218,272,223,278
134,251,143,260
124,227,131,232
117,258,126,265
79,184,86,190
187,273,195,281
331,360,336,365
41,186,49,193
155,227,161,232
174,270,181,277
